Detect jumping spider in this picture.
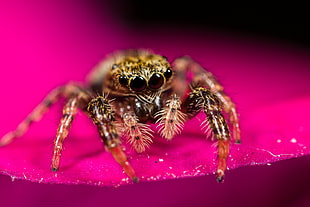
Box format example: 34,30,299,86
1,50,240,183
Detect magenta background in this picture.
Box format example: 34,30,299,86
1,1,310,207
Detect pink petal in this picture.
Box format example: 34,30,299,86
1,1,310,187
1,96,309,187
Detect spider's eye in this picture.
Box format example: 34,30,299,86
112,64,119,69
119,75,128,86
149,73,164,89
130,76,147,92
164,68,173,79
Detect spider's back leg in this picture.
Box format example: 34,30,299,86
0,87,63,146
52,96,78,171
1,83,92,172
0,83,90,146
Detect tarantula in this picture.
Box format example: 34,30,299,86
0,50,240,183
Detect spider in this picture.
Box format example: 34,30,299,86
0,50,240,183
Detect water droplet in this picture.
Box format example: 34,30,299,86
159,158,164,162
290,138,297,143
276,139,282,143
114,184,121,188
121,177,129,182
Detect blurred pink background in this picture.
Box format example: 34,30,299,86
1,1,310,207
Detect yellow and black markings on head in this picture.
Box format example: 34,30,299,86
111,54,173,92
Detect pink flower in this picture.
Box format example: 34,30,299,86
0,1,310,187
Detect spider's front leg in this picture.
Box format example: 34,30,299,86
173,57,241,143
87,96,138,183
186,87,230,182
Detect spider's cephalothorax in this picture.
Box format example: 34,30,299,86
1,49,240,183
109,52,173,93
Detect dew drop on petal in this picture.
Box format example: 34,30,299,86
11,176,16,182
290,138,297,143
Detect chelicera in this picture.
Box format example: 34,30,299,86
1,50,240,183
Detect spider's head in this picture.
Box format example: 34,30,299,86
110,51,173,96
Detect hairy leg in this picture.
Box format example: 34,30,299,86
155,94,186,140
120,111,153,153
0,83,92,172
0,88,61,146
0,83,90,146
185,87,230,182
173,57,241,143
52,97,78,171
87,95,138,182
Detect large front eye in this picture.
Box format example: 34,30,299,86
130,76,147,92
149,73,164,89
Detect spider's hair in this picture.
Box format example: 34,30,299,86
155,94,186,140
118,112,153,153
